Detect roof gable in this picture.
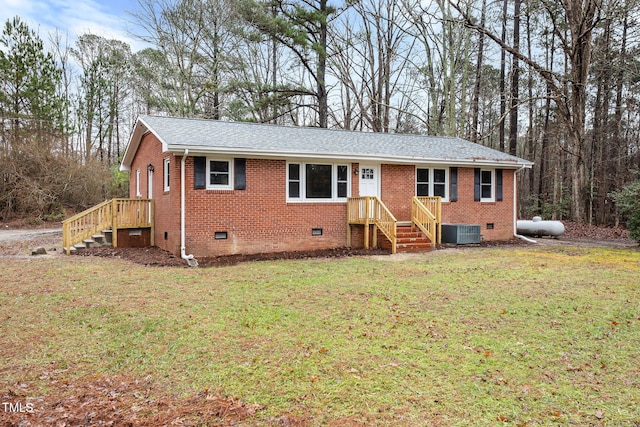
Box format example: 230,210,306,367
121,115,533,171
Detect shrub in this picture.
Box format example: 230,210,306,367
612,179,640,242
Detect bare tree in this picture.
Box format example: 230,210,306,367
452,0,604,221
330,0,414,132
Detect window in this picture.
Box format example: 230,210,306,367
337,165,348,198
361,168,374,179
474,168,502,202
288,164,300,198
288,162,350,201
163,158,170,192
416,167,448,201
306,164,332,198
433,169,446,198
135,169,141,198
206,159,232,190
481,169,494,202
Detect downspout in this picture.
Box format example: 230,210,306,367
181,149,198,266
513,166,537,244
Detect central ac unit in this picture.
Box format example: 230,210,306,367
441,224,481,245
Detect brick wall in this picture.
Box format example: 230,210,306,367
183,158,351,257
129,134,181,254
381,164,414,220
129,135,518,256
376,165,516,241
441,168,515,240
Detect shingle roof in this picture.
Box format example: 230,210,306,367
121,115,533,170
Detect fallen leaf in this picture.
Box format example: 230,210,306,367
595,410,604,419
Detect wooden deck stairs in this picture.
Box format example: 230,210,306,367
347,196,441,254
62,198,153,254
379,225,434,253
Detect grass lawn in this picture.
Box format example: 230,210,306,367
1,245,639,426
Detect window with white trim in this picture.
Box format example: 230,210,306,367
480,169,495,202
416,167,448,201
337,165,348,198
206,159,233,190
135,169,141,197
163,157,170,192
287,162,350,201
480,169,494,202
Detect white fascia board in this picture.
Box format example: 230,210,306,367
120,118,170,171
165,144,533,169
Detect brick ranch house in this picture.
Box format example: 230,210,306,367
119,115,532,260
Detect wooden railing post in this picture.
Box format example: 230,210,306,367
346,198,352,247
149,199,155,247
364,196,370,249
63,222,70,255
436,197,442,244
111,199,118,248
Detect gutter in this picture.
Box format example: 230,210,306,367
181,149,198,267
513,166,537,244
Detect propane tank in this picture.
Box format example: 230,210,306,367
516,216,565,237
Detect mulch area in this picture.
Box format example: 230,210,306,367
72,246,391,267
69,221,636,267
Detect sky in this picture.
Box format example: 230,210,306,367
0,0,144,51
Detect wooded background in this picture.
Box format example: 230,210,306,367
1,0,639,226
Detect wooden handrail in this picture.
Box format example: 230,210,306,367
62,198,153,254
347,196,397,254
412,196,442,245
62,199,113,254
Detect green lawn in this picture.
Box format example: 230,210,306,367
1,245,639,426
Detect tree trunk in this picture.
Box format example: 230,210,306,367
509,0,520,156
317,0,328,128
499,0,508,152
470,0,486,144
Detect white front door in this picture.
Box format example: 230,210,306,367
359,164,380,197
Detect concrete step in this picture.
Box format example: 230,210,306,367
92,234,106,245
102,229,113,244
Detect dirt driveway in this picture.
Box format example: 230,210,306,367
0,227,62,256
0,227,62,243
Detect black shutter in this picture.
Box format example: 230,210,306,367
449,167,458,202
474,168,481,201
496,169,503,201
234,158,246,190
194,156,206,189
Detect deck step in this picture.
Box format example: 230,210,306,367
396,242,435,253
378,225,435,253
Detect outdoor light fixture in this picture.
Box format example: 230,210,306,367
147,163,154,172
353,168,359,175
